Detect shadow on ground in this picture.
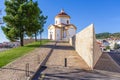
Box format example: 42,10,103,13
43,69,114,80
94,53,120,73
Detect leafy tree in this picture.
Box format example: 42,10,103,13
112,32,120,38
3,0,28,46
2,0,47,46
96,32,120,39
32,10,47,41
21,1,47,41
114,43,120,49
106,46,110,50
37,15,47,41
96,32,111,39
2,26,19,41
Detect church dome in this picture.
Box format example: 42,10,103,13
55,9,70,19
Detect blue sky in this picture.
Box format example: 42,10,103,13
0,0,120,43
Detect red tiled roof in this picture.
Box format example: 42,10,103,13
58,12,68,16
55,9,70,18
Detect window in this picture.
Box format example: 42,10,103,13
56,20,57,24
67,20,69,24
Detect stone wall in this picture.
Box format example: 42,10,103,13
23,39,35,45
69,24,102,70
93,33,103,67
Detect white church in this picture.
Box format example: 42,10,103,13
48,9,77,41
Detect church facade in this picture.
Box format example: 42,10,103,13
48,9,77,41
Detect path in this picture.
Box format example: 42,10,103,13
0,42,56,80
94,52,120,73
109,53,120,66
32,42,120,80
0,41,120,80
46,42,90,69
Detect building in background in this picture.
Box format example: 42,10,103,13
48,9,77,41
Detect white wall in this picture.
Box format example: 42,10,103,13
68,27,76,38
69,24,102,70
55,18,70,25
48,25,76,41
48,27,55,40
56,28,61,40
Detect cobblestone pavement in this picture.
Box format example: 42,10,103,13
41,67,120,80
45,41,90,70
0,42,56,80
94,53,120,73
1,41,120,80
40,42,120,80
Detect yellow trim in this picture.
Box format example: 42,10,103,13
66,24,77,29
55,15,70,19
48,25,55,30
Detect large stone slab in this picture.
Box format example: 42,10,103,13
94,53,120,72
70,24,102,70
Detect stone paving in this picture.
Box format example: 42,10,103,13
0,41,120,80
40,42,120,80
0,42,56,80
94,53,120,73
45,41,90,70
41,67,120,80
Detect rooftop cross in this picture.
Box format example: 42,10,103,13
61,9,64,13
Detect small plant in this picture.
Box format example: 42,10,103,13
106,46,110,50
114,43,120,49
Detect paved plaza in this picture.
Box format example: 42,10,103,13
0,41,120,80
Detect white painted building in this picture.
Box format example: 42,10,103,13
48,9,77,41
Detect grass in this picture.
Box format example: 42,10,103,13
0,39,49,68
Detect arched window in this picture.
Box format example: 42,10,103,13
67,20,69,24
56,20,57,24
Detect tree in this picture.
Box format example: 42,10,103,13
2,26,19,41
114,43,120,49
112,32,120,39
96,32,111,39
3,0,28,46
2,0,47,46
21,0,47,41
18,0,40,42
31,9,47,41
96,32,120,39
106,46,110,50
37,15,47,41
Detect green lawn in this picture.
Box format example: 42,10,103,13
0,39,49,68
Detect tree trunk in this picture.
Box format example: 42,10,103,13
40,33,42,40
40,32,42,45
35,32,37,41
20,32,24,46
